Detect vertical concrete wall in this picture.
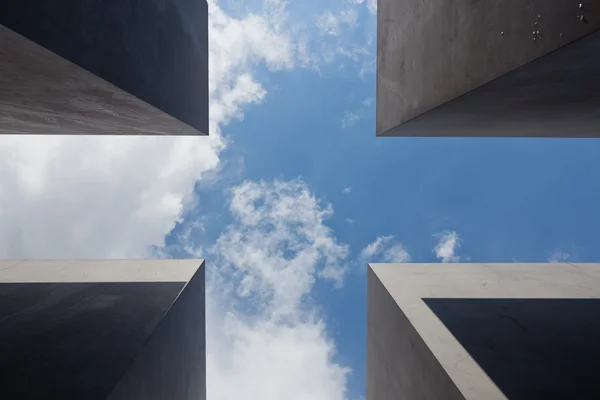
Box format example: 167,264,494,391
0,25,200,135
0,0,209,135
377,0,600,135
108,262,206,400
367,267,465,400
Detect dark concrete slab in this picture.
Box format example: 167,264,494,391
0,281,184,399
377,0,600,137
0,259,205,399
108,259,206,400
424,298,600,400
0,0,208,135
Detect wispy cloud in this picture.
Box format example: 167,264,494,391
366,0,377,14
341,97,374,128
359,235,411,263
548,249,570,263
316,8,358,36
341,111,362,128
298,1,375,75
433,231,462,263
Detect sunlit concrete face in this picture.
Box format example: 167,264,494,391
0,0,208,135
367,263,600,400
0,259,206,399
376,0,600,137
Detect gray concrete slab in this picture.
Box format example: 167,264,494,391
0,0,208,135
367,263,600,400
0,26,202,135
108,258,206,400
377,0,600,137
0,259,202,283
0,259,205,399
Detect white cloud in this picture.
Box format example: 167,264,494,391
204,179,351,399
342,187,352,194
316,8,358,36
0,1,361,398
341,97,373,128
548,250,570,263
433,231,461,263
366,0,377,15
0,0,298,259
341,111,361,128
359,235,411,263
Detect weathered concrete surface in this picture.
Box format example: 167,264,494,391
0,26,201,135
367,267,466,400
377,0,600,137
0,0,208,135
0,259,205,399
367,263,600,400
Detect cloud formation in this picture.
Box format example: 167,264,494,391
359,235,411,263
0,0,297,259
203,179,351,399
433,231,461,263
548,250,570,263
316,8,358,36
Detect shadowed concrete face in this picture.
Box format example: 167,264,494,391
377,0,600,137
424,298,600,400
0,259,205,400
367,263,600,400
0,0,208,135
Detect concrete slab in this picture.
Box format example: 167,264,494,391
0,26,203,135
0,259,205,399
377,0,600,137
0,0,208,135
367,263,600,400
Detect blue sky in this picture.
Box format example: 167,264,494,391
3,0,600,399
175,0,600,398
167,0,600,398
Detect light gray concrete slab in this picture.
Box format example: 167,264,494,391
367,263,600,400
0,259,203,282
377,0,600,137
367,266,467,400
0,25,202,135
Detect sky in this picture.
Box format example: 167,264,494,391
2,0,600,399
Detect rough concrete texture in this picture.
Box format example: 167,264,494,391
0,26,201,135
367,263,600,400
377,0,600,137
0,259,205,399
380,31,600,137
0,0,208,135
